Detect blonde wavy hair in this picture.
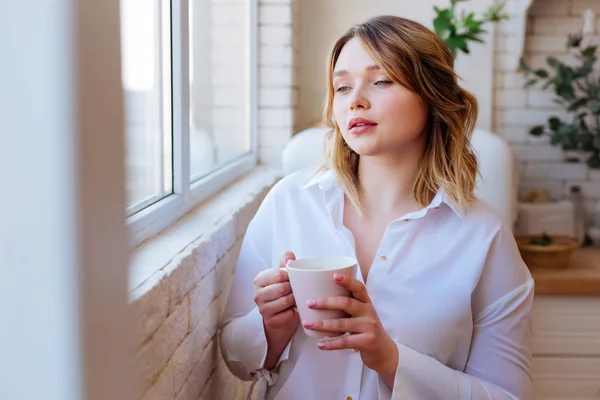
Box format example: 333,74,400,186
320,15,479,211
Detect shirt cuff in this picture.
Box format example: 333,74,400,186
382,341,469,400
228,306,294,373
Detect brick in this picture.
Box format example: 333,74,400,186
213,67,245,87
573,0,600,14
260,0,292,3
496,125,529,143
260,45,293,66
133,336,155,393
519,179,566,201
495,90,527,108
260,26,292,45
529,0,571,16
260,66,293,86
496,19,520,36
524,162,588,179
212,4,245,26
191,239,217,281
212,45,245,66
190,268,218,329
213,108,245,129
494,52,517,71
209,217,237,259
211,26,245,47
141,362,174,400
260,88,294,107
259,128,293,148
151,299,190,378
531,17,584,35
172,322,209,394
165,252,201,311
495,108,567,127
213,88,245,107
259,5,292,25
511,144,565,161
234,197,261,238
259,109,293,128
183,339,218,400
199,354,251,400
590,169,600,180
500,72,527,89
566,181,600,198
130,273,170,349
526,36,570,53
495,35,510,52
527,90,558,108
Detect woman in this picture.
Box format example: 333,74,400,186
220,15,534,400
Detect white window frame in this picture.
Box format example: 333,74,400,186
127,0,259,247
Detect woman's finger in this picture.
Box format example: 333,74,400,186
333,274,371,303
307,295,363,316
278,251,296,268
302,317,369,334
260,292,296,317
254,268,289,288
316,332,373,351
256,282,292,303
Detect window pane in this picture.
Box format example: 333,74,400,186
189,0,251,182
120,0,173,214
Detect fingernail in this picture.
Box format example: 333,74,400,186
307,300,317,307
303,320,314,328
285,258,293,266
317,342,325,349
334,274,344,282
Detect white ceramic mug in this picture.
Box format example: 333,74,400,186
286,256,358,338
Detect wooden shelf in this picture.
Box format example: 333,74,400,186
529,247,600,296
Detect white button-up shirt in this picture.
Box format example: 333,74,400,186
220,168,534,400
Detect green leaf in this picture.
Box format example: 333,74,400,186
547,57,561,69
446,36,470,54
567,34,583,48
587,153,600,169
549,117,562,131
519,58,530,72
568,98,588,111
534,69,549,78
591,103,600,115
525,79,538,88
582,45,597,58
433,10,453,37
593,136,600,150
530,126,545,136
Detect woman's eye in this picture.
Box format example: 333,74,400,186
375,80,392,86
336,86,351,93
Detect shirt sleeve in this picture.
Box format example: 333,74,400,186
387,222,535,399
219,189,294,380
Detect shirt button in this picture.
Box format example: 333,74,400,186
404,219,409,222
380,255,387,261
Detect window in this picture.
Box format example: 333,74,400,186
120,0,258,245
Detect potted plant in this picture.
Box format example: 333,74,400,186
432,0,509,58
520,34,600,168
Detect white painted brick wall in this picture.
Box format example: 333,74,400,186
493,0,600,221
257,0,296,168
130,169,278,400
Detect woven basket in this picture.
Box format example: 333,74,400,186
515,235,580,270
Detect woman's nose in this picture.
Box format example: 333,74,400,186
349,86,370,110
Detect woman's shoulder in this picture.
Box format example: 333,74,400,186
268,167,331,199
461,196,509,236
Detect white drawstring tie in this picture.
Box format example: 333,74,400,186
246,368,279,400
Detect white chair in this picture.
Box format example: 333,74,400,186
282,127,518,229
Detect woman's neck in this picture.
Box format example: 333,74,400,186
356,148,425,218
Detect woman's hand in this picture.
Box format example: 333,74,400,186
253,251,299,330
302,274,399,383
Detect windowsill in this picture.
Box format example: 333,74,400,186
128,166,279,298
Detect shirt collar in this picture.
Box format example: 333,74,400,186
302,168,464,219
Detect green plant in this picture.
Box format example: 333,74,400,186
521,35,600,168
529,231,553,246
433,0,509,58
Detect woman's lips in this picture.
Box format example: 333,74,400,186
349,123,377,134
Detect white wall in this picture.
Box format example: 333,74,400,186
0,1,132,399
295,0,495,133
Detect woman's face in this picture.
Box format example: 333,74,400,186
332,37,429,158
